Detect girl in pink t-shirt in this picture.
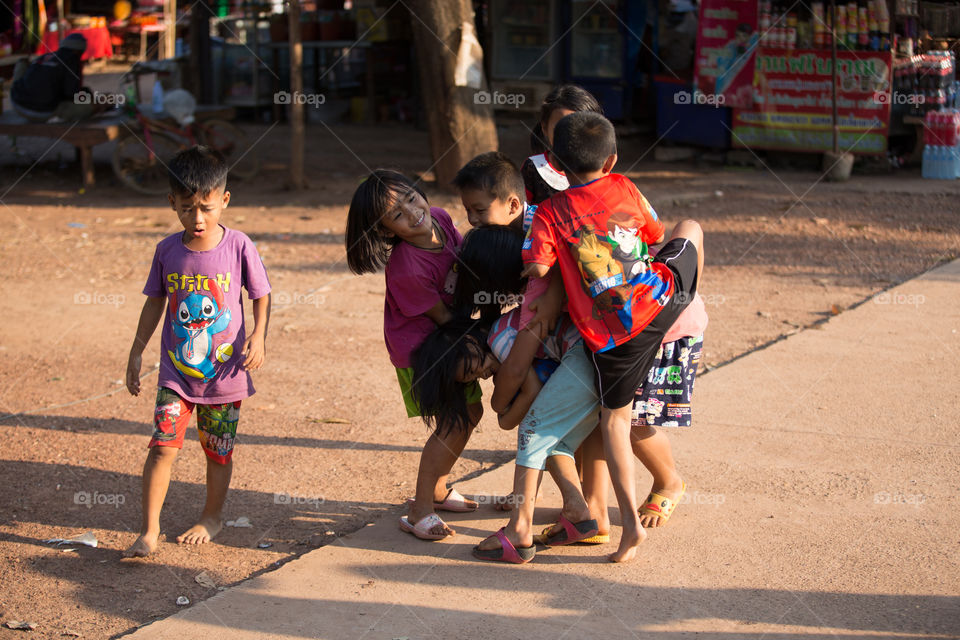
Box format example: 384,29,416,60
345,170,482,542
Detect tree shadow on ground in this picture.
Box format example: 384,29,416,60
0,414,511,464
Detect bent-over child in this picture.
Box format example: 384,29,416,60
419,225,601,563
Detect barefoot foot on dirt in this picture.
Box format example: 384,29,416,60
176,517,222,545
608,526,646,563
123,532,159,558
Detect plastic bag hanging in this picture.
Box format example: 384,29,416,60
453,21,484,88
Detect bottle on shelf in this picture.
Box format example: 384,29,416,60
877,0,891,50
922,144,933,178
836,4,847,48
812,1,826,47
858,1,869,49
868,0,880,50
846,1,858,48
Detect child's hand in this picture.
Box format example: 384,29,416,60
126,353,142,396
242,333,266,370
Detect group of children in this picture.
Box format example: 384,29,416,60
347,85,707,563
121,85,706,566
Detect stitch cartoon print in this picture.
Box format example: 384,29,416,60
166,277,232,382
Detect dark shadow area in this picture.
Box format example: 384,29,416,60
0,413,512,464
115,568,960,640
0,459,398,537
5,455,954,640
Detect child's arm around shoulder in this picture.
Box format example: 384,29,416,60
126,296,166,396
497,369,542,430
520,203,557,279
490,327,540,414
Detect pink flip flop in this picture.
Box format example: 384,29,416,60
405,488,479,513
398,513,452,541
472,528,535,564
541,515,599,546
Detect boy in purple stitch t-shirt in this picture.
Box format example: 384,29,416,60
123,147,271,558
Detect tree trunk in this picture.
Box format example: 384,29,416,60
188,1,212,104
164,0,176,60
286,0,306,189
407,0,498,189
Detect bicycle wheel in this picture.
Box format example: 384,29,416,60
199,119,260,181
112,130,183,195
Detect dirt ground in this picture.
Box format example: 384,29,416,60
1,103,959,639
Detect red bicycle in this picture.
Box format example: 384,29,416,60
112,64,259,195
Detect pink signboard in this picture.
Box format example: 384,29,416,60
694,0,759,108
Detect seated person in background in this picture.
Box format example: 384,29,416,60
11,33,99,122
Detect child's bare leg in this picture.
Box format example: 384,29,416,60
580,426,610,535
601,405,645,563
476,464,540,551
669,220,704,276
545,455,592,526
124,446,178,557
178,456,232,544
408,402,481,534
632,424,683,527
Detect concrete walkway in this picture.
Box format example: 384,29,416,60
128,260,960,640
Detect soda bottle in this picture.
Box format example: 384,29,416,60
847,2,858,48
858,3,869,49
812,1,825,47
786,12,797,49
836,5,847,47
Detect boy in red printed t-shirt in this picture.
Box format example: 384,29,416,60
522,112,704,563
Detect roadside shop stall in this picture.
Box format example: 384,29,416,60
668,0,959,158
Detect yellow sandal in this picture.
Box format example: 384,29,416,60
639,482,686,527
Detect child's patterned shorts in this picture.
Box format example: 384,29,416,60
631,336,703,428
150,387,241,464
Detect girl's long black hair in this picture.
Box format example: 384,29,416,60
345,169,427,274
411,318,487,436
452,225,526,325
530,84,604,155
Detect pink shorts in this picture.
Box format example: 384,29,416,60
150,387,241,464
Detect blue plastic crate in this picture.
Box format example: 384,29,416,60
654,79,732,149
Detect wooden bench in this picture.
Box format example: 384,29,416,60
0,112,125,188
0,105,236,188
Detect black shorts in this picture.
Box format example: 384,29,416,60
588,237,700,409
